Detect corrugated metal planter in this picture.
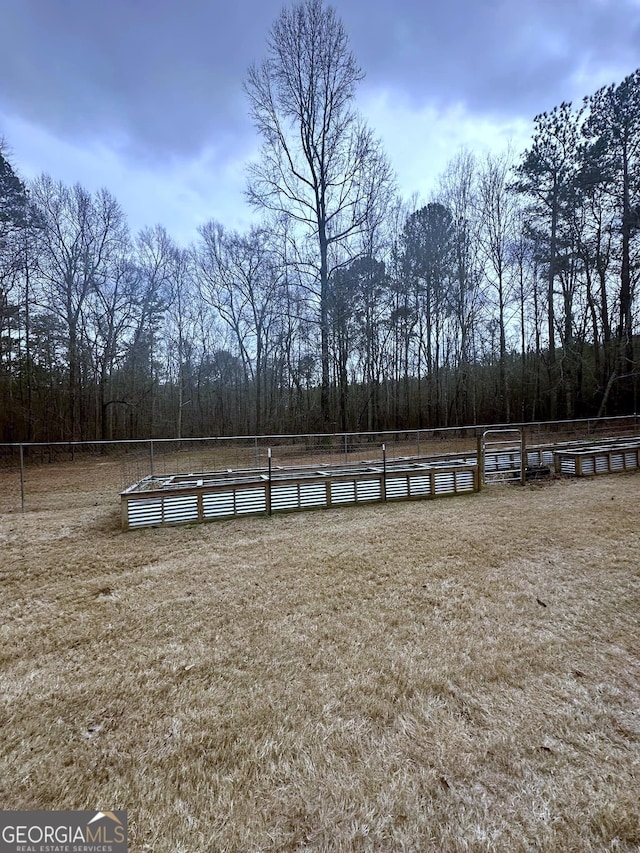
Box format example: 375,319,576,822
554,439,640,477
121,457,479,530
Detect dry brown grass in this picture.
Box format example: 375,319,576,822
1,462,639,852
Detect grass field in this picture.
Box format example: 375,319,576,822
0,461,639,851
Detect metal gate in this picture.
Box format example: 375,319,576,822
480,428,525,486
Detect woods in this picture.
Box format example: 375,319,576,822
0,1,638,443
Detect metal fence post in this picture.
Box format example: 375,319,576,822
267,447,272,516
19,444,25,512
382,443,387,502
149,440,154,478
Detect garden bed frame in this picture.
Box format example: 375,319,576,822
554,437,640,476
121,455,479,530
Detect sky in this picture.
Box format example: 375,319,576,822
2,0,639,245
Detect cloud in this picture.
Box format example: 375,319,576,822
1,0,280,158
360,88,532,203
2,0,639,241
343,0,640,117
2,112,255,243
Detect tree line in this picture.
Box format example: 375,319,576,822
0,0,639,442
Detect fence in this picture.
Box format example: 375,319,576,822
0,415,638,517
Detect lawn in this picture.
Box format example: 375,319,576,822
0,463,639,851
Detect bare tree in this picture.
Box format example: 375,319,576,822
162,246,198,439
397,202,455,427
244,0,393,426
130,225,175,435
477,149,520,420
197,221,286,433
89,248,140,440
439,151,482,424
31,176,129,440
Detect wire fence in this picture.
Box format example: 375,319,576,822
0,415,638,516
